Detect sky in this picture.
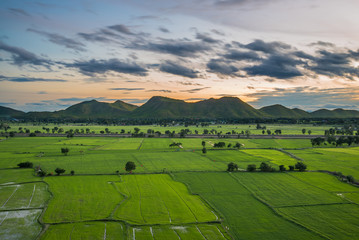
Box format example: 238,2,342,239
1,0,359,112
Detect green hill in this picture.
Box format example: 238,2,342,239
0,106,25,118
130,96,264,118
260,104,311,118
310,108,359,118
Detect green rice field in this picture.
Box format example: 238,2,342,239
0,133,359,239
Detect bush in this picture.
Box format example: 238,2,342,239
259,162,272,172
202,148,207,154
17,161,33,168
227,162,238,172
70,170,75,175
29,133,36,137
247,164,256,172
295,162,307,171
38,170,46,177
289,165,295,171
61,147,69,156
55,168,66,176
347,175,355,183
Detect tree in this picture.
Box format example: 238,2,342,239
70,170,75,175
279,165,286,172
289,165,294,171
17,161,33,168
125,161,136,173
302,129,306,134
234,142,241,149
247,164,256,172
295,162,307,171
55,168,66,176
308,130,312,135
259,162,272,172
227,162,238,172
201,141,206,147
202,148,207,154
61,147,69,156
347,175,355,183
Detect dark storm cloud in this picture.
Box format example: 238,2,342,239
130,39,211,57
0,76,66,82
159,27,170,33
244,53,303,79
309,49,359,78
8,8,31,17
28,29,86,52
109,88,145,91
207,59,239,76
108,24,134,35
159,61,199,78
66,59,148,76
242,39,292,54
195,32,220,44
308,41,336,48
0,41,51,67
223,50,261,61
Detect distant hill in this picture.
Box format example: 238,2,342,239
1,97,359,120
26,100,138,120
260,104,311,118
130,96,264,118
0,106,25,118
310,108,359,118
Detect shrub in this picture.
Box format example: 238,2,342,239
17,161,33,168
61,147,69,156
202,148,207,154
259,162,272,172
38,170,46,177
29,133,36,137
247,164,256,172
70,170,75,175
279,165,286,172
347,175,355,183
289,165,295,171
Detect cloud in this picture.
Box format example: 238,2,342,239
78,32,115,43
0,76,66,82
223,50,261,61
242,39,292,54
0,102,15,106
0,41,50,67
130,38,211,57
8,8,31,17
108,24,134,35
244,53,303,79
195,32,220,44
185,98,207,101
207,59,239,76
146,89,172,93
159,27,170,33
37,91,48,94
159,60,199,78
66,58,148,76
109,88,145,91
308,41,336,48
180,87,210,93
120,98,148,104
176,81,202,86
28,29,86,52
211,29,225,36
309,49,359,79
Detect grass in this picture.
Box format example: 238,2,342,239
114,174,217,224
277,204,359,239
242,149,298,168
0,209,42,240
43,175,123,223
0,169,39,185
40,222,125,240
288,147,359,179
173,172,322,240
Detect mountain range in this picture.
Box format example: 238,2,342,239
1,96,359,119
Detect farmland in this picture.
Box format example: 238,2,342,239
0,132,359,239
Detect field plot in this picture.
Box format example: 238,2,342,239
231,172,347,207
173,172,321,240
140,138,173,150
278,204,359,240
242,149,297,168
43,175,123,223
0,209,42,240
0,182,49,210
114,174,217,224
0,152,36,168
130,224,230,240
0,169,39,185
0,137,65,153
40,222,125,240
288,147,359,179
132,151,223,172
99,138,143,150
